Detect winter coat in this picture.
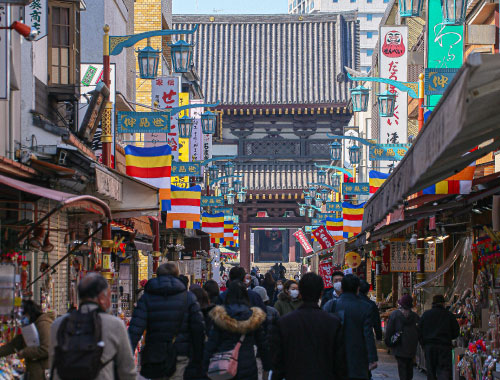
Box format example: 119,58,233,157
271,302,347,380
320,287,341,308
335,293,378,380
264,305,280,342
50,304,136,380
217,287,267,312
262,282,275,302
419,305,459,347
203,304,270,380
0,312,55,380
274,292,303,317
128,274,205,378
385,308,420,358
359,294,383,340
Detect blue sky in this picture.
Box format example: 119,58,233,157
173,0,287,14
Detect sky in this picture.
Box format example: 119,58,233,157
172,0,287,14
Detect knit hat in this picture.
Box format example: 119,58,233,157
253,286,269,303
398,294,413,309
432,294,446,305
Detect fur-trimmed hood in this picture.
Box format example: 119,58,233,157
210,305,266,334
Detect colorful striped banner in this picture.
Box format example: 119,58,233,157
369,170,390,194
423,162,475,195
343,202,365,238
166,185,201,229
326,217,344,241
202,212,225,243
223,220,235,246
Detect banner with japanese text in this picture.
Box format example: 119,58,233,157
175,92,190,188
189,100,205,172
293,230,313,254
318,261,334,289
312,225,336,250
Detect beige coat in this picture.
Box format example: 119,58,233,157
49,304,137,380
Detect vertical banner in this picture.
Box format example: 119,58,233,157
175,92,190,188
379,27,408,148
203,120,213,163
25,0,47,40
319,260,334,289
293,230,313,254
312,225,336,250
151,77,180,158
190,100,204,165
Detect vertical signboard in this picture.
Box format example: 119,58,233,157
0,4,7,100
427,0,464,107
151,77,180,158
379,26,408,146
25,0,47,40
174,92,190,188
190,100,204,164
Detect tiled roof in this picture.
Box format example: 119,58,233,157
172,13,359,106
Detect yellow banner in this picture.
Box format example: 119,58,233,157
174,92,190,188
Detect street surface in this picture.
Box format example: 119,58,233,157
372,349,426,379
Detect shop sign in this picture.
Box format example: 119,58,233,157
0,263,15,315
345,251,362,268
80,64,115,103
293,230,313,254
189,101,204,164
117,111,171,133
213,207,233,217
95,167,122,202
0,4,7,100
425,68,459,96
326,202,343,212
390,241,436,272
312,225,336,250
311,213,330,226
369,144,410,161
172,162,201,176
24,0,47,40
201,196,224,207
319,261,334,289
379,26,408,144
193,259,202,279
342,182,370,195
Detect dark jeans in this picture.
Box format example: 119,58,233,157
396,356,414,380
424,345,453,380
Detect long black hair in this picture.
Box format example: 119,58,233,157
224,281,250,306
22,300,43,323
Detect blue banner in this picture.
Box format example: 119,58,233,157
117,111,171,133
172,162,201,176
326,202,343,212
213,207,234,217
425,68,459,96
369,144,410,161
201,196,225,207
342,183,370,195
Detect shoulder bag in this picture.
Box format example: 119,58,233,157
207,334,246,380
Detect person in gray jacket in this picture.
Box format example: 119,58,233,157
49,273,137,380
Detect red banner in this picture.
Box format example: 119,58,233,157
293,230,313,254
319,260,334,289
312,225,336,250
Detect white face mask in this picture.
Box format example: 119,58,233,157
277,285,283,291
333,282,342,292
245,279,251,285
289,289,299,299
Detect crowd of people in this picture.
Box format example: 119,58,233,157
0,263,461,380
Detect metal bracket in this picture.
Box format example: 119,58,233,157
211,175,244,185
346,72,419,99
326,134,377,146
307,182,338,191
314,163,353,177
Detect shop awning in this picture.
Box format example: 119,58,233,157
364,54,500,233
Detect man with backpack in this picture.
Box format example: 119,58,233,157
128,263,205,380
49,273,136,380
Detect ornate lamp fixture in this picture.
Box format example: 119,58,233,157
178,115,194,138
377,91,397,118
349,145,361,165
137,41,160,79
330,141,342,161
169,39,194,73
201,110,217,134
350,85,370,112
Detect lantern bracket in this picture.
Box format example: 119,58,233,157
307,182,338,191
326,134,377,147
346,72,419,99
109,25,199,56
211,175,243,185
313,164,354,178
201,156,237,166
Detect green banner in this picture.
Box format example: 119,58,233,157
172,162,201,176
201,196,225,207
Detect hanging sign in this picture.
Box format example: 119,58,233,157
172,162,201,176
293,230,313,254
312,225,336,250
390,241,436,272
424,68,459,96
342,183,370,195
201,196,225,207
24,0,47,40
190,101,204,163
213,207,234,217
326,202,343,212
369,144,410,161
117,112,171,133
319,261,334,289
345,251,362,268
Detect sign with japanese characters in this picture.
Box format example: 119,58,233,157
424,68,459,96
172,162,201,176
311,213,331,226
117,112,171,133
201,196,225,207
318,260,334,289
293,230,313,254
342,183,370,195
390,240,437,272
80,64,116,103
369,144,410,161
189,100,204,163
379,26,408,145
0,4,7,99
212,207,234,217
24,0,47,40
326,202,343,212
312,225,336,250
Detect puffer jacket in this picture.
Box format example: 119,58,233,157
385,308,420,359
128,275,205,377
0,312,55,380
203,304,271,380
274,292,303,317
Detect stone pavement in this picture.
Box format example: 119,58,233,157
372,349,427,379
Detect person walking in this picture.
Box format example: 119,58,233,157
271,279,284,306
385,295,420,380
359,280,383,341
217,267,266,311
0,300,55,380
334,274,378,380
203,279,220,306
419,295,460,380
253,286,280,339
274,279,303,317
203,281,271,380
262,272,276,302
320,270,344,307
128,263,205,380
49,273,136,380
271,273,346,380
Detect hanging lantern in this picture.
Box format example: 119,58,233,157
201,110,217,134
350,85,370,112
220,182,229,195
377,91,397,118
299,205,306,217
169,39,194,73
320,188,330,202
317,170,327,184
332,173,341,188
137,42,160,79
178,115,194,138
237,190,247,203
441,0,467,25
315,196,322,208
305,195,313,206
399,0,424,17
226,191,235,205
224,161,235,177
349,145,361,165
309,186,318,199
330,141,342,161
208,165,219,179
307,207,315,218
233,180,242,193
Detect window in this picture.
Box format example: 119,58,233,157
367,14,373,20
367,31,373,38
367,49,374,56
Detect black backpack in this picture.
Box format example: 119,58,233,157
52,308,113,380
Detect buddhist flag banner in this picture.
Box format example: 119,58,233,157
343,202,365,238
202,212,224,243
423,162,475,195
369,170,390,194
223,221,235,247
166,185,201,229
234,227,239,248
125,145,172,211
326,217,344,241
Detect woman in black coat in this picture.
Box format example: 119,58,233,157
203,281,271,380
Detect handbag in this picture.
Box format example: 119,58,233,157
207,334,246,380
140,292,188,378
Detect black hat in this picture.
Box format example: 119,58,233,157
432,294,446,305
